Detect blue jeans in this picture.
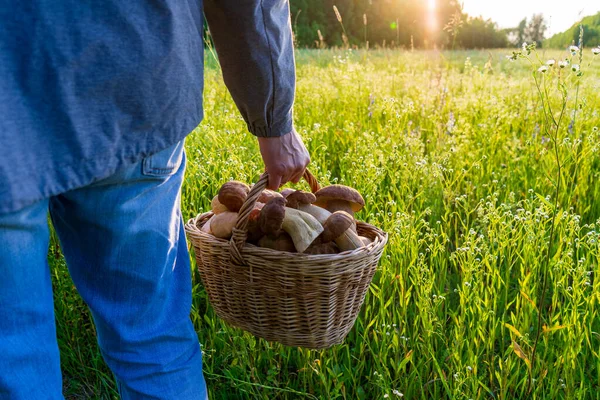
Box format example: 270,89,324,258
0,141,207,399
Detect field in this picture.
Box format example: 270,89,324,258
53,48,600,399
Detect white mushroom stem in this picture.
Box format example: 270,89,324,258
296,204,331,225
281,207,324,253
210,211,238,239
335,228,364,251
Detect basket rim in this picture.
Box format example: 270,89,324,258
185,211,388,262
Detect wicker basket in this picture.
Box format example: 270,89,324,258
185,170,387,349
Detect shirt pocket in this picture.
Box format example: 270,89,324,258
142,140,185,177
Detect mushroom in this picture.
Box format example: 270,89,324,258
285,190,316,208
314,185,364,218
260,197,324,253
259,197,286,236
218,181,250,212
322,211,364,252
285,190,331,225
210,211,239,239
280,188,295,198
211,195,229,214
258,232,296,252
200,215,213,234
258,189,283,204
246,205,264,243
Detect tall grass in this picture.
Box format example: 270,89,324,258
52,49,600,399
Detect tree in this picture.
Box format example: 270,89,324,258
526,14,547,47
516,18,527,46
456,16,508,49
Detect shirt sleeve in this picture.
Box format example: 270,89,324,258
203,0,295,138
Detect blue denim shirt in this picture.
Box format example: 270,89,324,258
0,0,295,214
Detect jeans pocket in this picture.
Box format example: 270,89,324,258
142,140,185,177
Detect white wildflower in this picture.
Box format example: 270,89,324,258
546,59,555,66
593,47,600,55
571,64,580,72
393,389,404,397
537,65,549,73
570,45,579,55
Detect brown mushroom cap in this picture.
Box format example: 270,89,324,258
246,205,264,243
259,197,286,235
322,211,355,242
280,188,295,198
218,181,250,212
285,190,316,209
258,189,283,204
210,211,239,239
314,185,365,213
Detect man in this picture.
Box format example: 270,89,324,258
0,0,309,398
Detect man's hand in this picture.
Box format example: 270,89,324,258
257,129,310,190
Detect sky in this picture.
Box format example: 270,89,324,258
461,0,600,36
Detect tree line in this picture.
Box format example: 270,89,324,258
289,0,596,49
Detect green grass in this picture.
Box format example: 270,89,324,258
53,48,600,399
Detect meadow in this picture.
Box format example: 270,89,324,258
53,48,600,399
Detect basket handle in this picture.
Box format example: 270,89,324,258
229,169,320,265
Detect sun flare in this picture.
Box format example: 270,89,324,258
427,0,437,31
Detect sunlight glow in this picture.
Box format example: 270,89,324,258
427,0,437,32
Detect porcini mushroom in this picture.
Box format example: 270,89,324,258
259,197,286,236
260,197,324,253
322,211,364,252
258,189,283,204
280,188,295,198
314,185,364,217
211,195,229,214
200,215,213,234
246,205,264,243
210,211,239,239
218,181,250,212
285,190,331,225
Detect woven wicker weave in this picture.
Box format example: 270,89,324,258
185,170,387,349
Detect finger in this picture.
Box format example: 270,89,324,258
267,173,282,191
293,156,311,184
290,167,304,184
280,167,297,187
